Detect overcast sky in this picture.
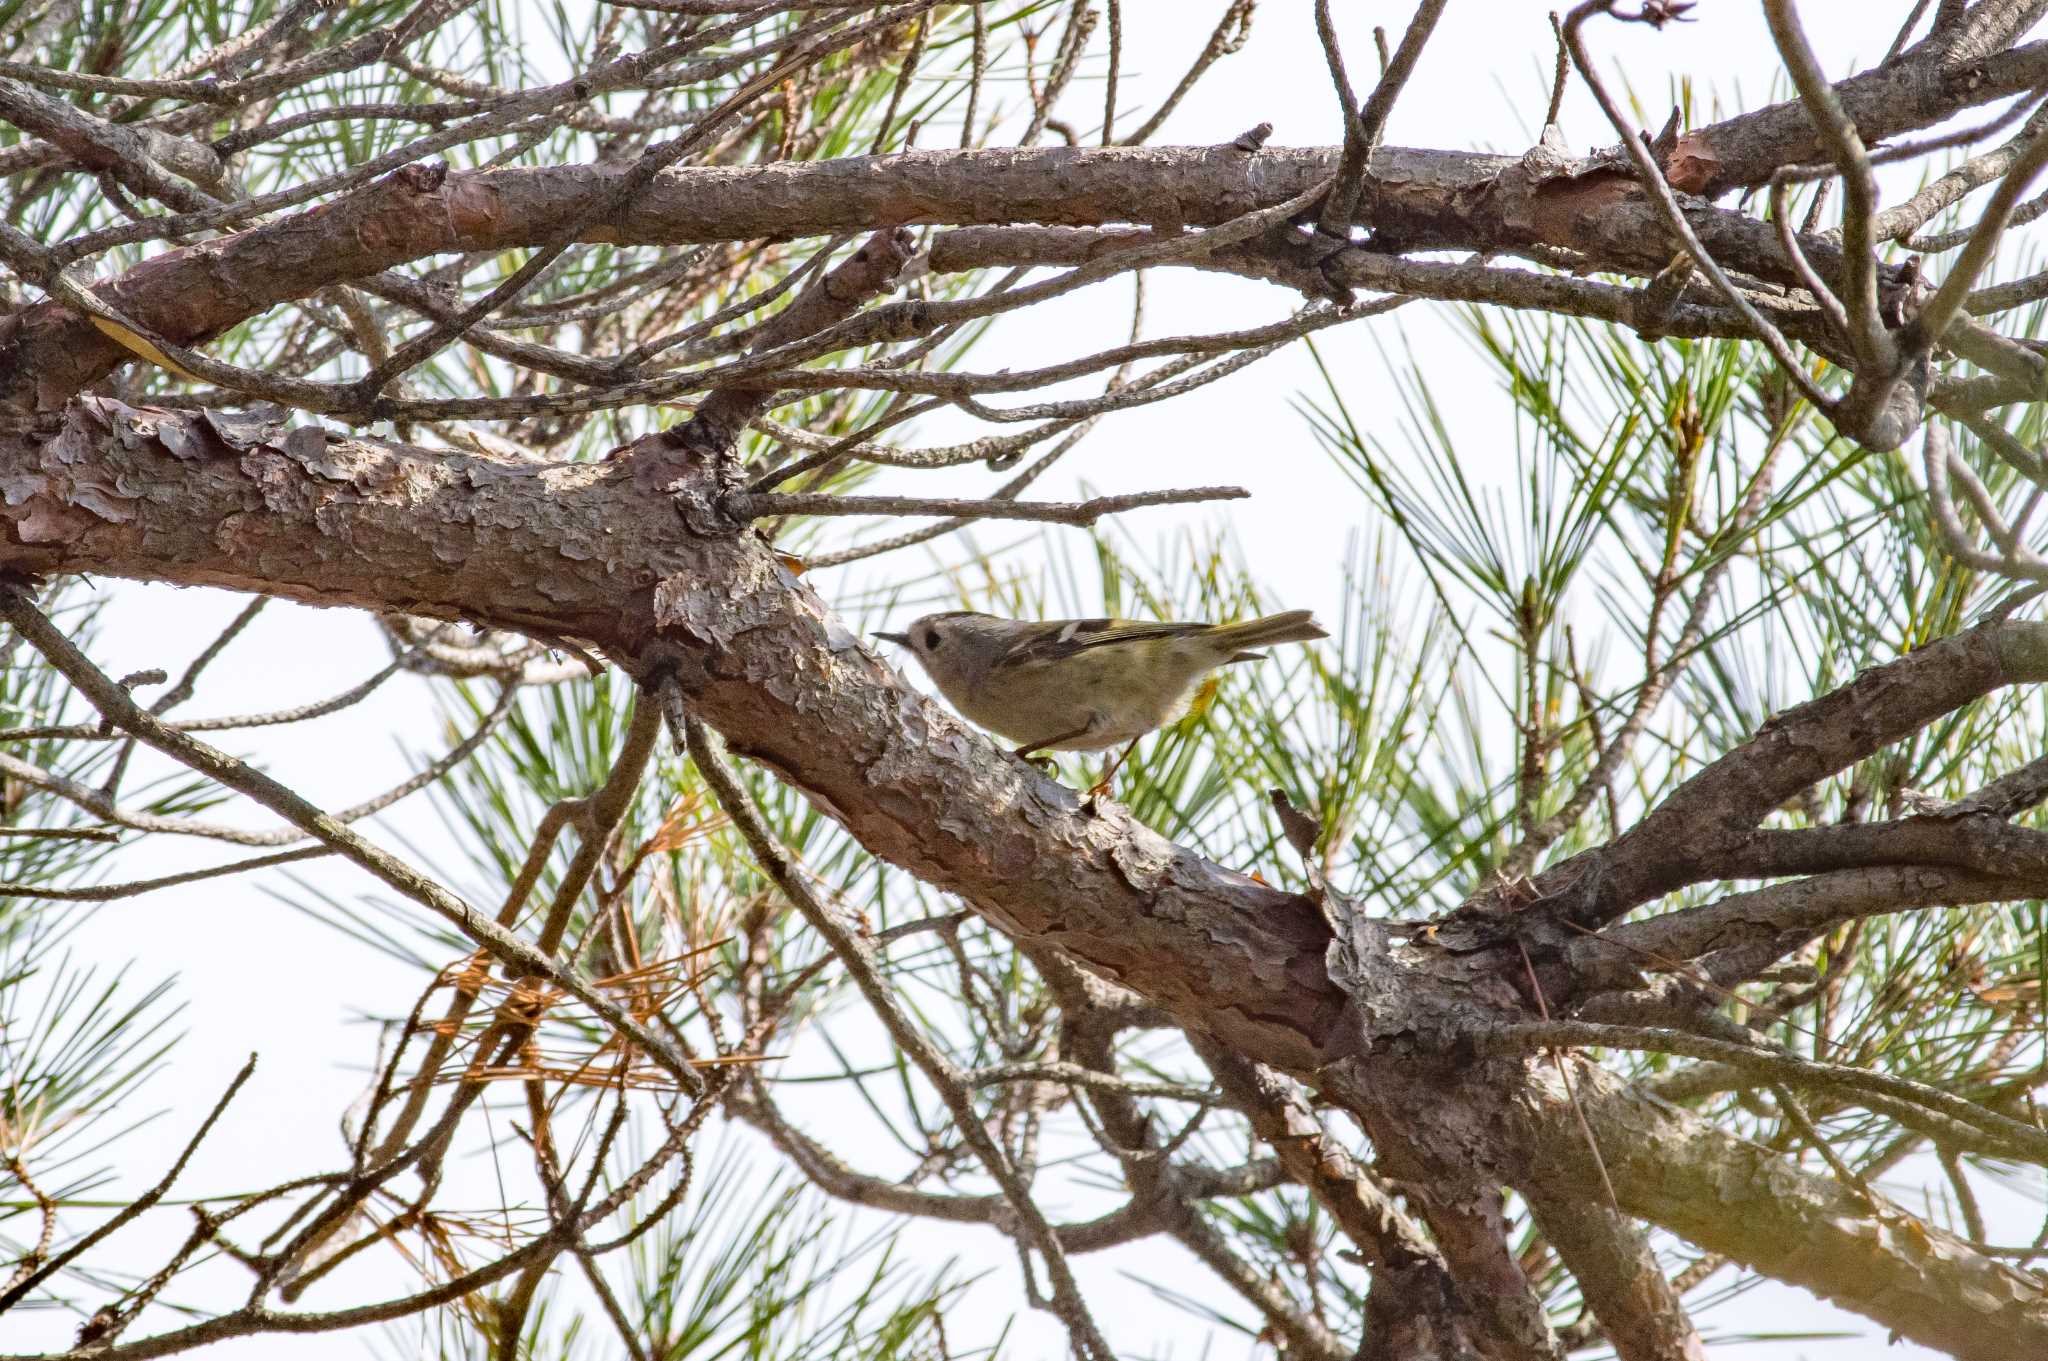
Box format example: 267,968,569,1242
18,5,2039,1359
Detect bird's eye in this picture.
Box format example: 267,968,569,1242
923,630,942,650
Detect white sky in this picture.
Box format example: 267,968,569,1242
12,4,2041,1359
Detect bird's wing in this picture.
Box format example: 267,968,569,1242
998,618,1209,667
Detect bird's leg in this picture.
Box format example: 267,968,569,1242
1085,737,1142,804
1013,721,1095,773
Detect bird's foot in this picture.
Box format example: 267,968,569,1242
1081,775,1119,817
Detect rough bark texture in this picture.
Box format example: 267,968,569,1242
1523,1190,1707,1361
1555,1068,2048,1361
11,402,2048,1358
12,9,2048,1351
0,401,1343,1072
8,46,2048,417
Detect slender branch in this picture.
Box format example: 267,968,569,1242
1608,861,2032,975
1117,0,1254,147
1771,1083,1878,1206
675,700,1113,1360
1888,98,2048,245
1319,0,1448,238
1941,1145,1989,1245
1100,0,1121,146
1,1157,58,1295
0,676,517,847
965,1061,1215,1104
1909,125,2048,351
723,1075,1282,1251
1763,0,1892,369
1771,173,1853,341
1563,2,1837,415
0,847,331,902
1475,1020,2048,1163
0,588,706,1098
370,695,664,1181
1546,11,1571,128
729,485,1247,526
1923,418,2048,583
150,597,267,716
0,1056,256,1312
0,826,119,842
1310,0,1364,243
801,345,1294,567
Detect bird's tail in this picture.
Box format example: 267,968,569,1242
1205,609,1328,656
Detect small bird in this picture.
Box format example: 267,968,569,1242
874,609,1328,797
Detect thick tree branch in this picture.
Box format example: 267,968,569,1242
0,400,1347,1073
1603,863,2033,974
1521,1187,1706,1361
0,582,709,1099
1523,1064,2048,1361
1520,616,2048,930
6,74,2041,418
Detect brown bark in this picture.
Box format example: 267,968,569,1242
1550,1067,2048,1361
13,17,2048,1353
1522,1191,1706,1361
15,401,2048,1357
11,18,2048,420
0,140,1892,414
0,399,1344,1071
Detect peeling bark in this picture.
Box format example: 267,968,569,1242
8,397,2048,1356
11,6,2048,1358
0,400,1344,1070
1549,1067,2048,1361
12,37,2048,419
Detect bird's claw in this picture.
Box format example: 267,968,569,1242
1080,776,1119,817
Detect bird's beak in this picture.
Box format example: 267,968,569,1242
872,631,911,647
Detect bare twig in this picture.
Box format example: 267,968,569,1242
0,847,330,902
1546,11,1571,128
0,588,706,1097
1563,1,1838,415
0,825,119,842
1763,0,1892,369
1317,0,1448,238
730,485,1247,526
1,1156,58,1295
0,1056,257,1311
1119,0,1255,147
675,698,1113,1360
1909,129,2048,353
1771,173,1852,341
1771,1083,1878,1205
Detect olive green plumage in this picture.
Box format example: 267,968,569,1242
874,610,1328,755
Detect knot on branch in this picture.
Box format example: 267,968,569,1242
747,225,917,354
608,425,741,525
860,296,935,343
393,160,448,194
1837,351,1932,451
